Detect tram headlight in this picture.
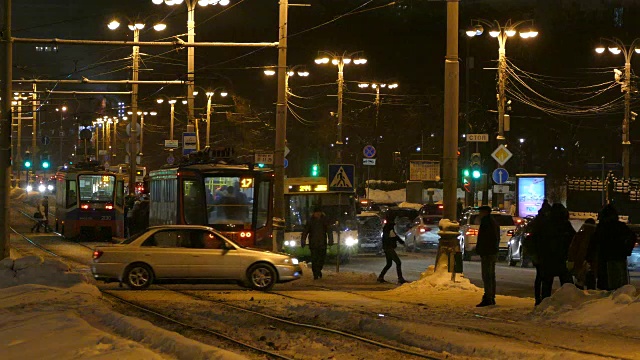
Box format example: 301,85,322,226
47,184,54,191
345,236,358,247
26,185,33,192
38,184,46,193
284,240,297,247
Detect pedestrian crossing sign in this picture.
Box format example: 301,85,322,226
328,164,355,192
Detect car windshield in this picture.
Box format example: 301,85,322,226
421,216,442,225
121,231,145,244
78,175,115,202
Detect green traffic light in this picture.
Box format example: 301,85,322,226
463,169,470,177
311,164,319,177
257,163,265,168
24,160,31,168
42,161,50,169
472,170,481,179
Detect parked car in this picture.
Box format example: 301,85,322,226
506,218,535,267
91,225,302,291
628,224,640,271
419,203,444,216
356,212,383,253
458,210,516,260
403,215,442,251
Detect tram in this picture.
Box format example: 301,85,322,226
148,149,274,249
54,162,126,240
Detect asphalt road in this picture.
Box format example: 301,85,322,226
341,250,640,298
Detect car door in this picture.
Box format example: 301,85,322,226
139,229,195,279
185,230,244,279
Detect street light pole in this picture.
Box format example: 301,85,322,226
0,0,12,258
31,85,37,155
274,0,288,252
129,27,139,195
205,93,213,148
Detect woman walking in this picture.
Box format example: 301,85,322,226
378,213,408,284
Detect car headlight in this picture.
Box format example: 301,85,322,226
291,258,299,265
284,240,297,247
345,236,358,246
47,184,54,191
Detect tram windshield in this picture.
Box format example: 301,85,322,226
78,175,116,202
203,176,256,229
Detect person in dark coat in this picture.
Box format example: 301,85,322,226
377,213,407,284
527,200,552,304
590,204,636,290
476,206,500,307
567,218,597,289
301,206,334,279
536,203,575,302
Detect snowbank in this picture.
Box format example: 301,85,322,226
390,265,480,295
398,201,422,210
0,255,90,288
536,284,640,331
366,188,404,203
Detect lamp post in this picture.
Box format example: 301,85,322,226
156,97,180,155
595,38,639,178
315,51,367,162
357,82,398,131
56,106,67,164
264,65,310,101
108,18,165,194
136,111,157,156
151,0,231,135
466,20,538,143
198,88,228,148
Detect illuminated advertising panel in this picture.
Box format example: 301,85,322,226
517,175,546,218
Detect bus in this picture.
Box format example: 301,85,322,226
54,161,126,240
284,177,359,257
148,149,274,248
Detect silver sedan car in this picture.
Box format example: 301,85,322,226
91,225,302,291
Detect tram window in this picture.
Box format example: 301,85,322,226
78,175,115,202
183,180,205,224
256,181,270,229
204,176,253,227
66,180,77,208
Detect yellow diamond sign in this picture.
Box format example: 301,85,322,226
491,145,513,166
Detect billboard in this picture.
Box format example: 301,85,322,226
516,174,546,218
409,160,440,181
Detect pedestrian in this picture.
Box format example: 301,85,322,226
41,196,50,232
475,206,500,307
527,201,552,305
567,218,597,289
377,213,408,284
590,204,636,290
301,206,334,280
537,203,575,302
31,209,45,233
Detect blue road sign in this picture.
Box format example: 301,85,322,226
41,136,50,146
328,164,355,192
284,158,288,169
492,168,509,185
182,132,197,156
363,145,376,159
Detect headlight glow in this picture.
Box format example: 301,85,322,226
345,236,358,246
38,184,46,192
26,185,33,192
284,241,290,246
47,184,54,191
291,258,299,265
284,240,297,247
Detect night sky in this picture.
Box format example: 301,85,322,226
6,0,640,181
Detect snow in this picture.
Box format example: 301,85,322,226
366,188,405,203
536,283,640,332
397,201,422,210
0,255,246,360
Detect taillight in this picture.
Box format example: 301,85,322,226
419,227,427,233
81,204,90,210
240,231,253,238
105,204,113,210
507,230,514,236
465,228,478,236
93,250,103,259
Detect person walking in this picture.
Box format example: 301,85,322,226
301,206,334,280
527,201,551,305
378,213,407,284
567,218,597,289
590,204,636,290
476,206,500,307
537,203,575,302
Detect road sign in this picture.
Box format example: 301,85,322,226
493,185,509,194
284,158,288,169
126,122,141,136
255,152,274,165
467,134,489,142
41,136,50,146
409,160,440,181
492,168,509,184
362,145,376,158
182,132,197,155
363,158,376,166
284,145,290,158
328,164,355,192
104,162,110,170
98,150,108,156
491,144,513,166
165,140,179,148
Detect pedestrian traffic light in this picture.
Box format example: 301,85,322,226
23,151,32,169
470,153,481,179
311,164,319,177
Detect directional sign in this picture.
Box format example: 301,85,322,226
165,140,179,148
363,158,376,166
492,168,509,184
41,136,50,146
491,144,513,166
284,158,288,169
182,132,197,155
362,145,376,159
255,152,274,165
328,164,355,192
167,154,175,165
284,145,290,158
467,134,489,142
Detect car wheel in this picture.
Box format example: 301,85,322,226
248,263,277,291
507,248,517,267
124,263,154,290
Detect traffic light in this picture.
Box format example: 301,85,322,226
41,153,50,170
257,163,265,168
470,153,481,179
23,151,32,169
311,164,319,177
462,168,470,178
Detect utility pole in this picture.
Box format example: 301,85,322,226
623,59,631,178
186,1,196,133
273,0,288,252
336,61,344,162
0,0,13,258
31,84,37,156
205,95,212,148
436,0,460,275
129,28,139,195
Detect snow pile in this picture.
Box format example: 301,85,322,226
9,187,26,200
390,265,480,294
398,201,422,210
0,255,90,288
366,188,404,203
536,283,640,331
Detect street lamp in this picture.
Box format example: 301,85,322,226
56,106,67,165
198,87,228,148
156,97,179,145
151,0,231,134
357,81,398,129
136,110,157,157
594,37,639,178
466,19,538,143
108,18,166,194
264,64,310,99
315,51,367,161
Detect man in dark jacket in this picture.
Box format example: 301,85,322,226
567,218,597,289
378,213,407,284
301,206,334,279
476,206,500,307
537,203,575,301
